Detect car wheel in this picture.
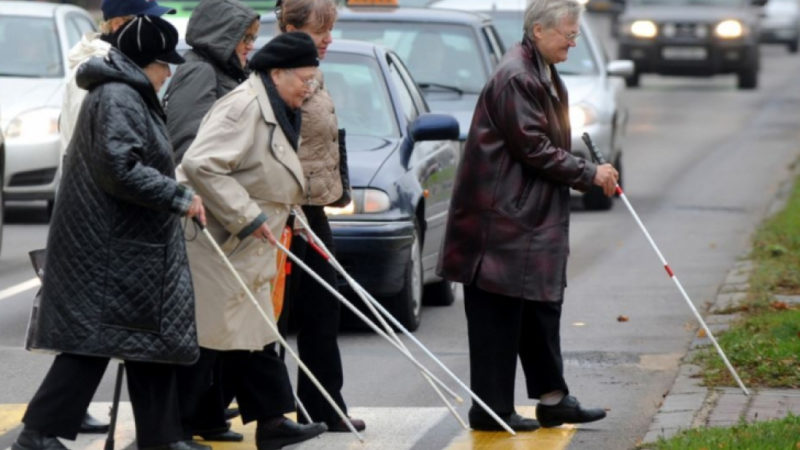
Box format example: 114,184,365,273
625,70,640,88
789,38,799,54
737,66,758,90
391,222,423,331
423,279,458,306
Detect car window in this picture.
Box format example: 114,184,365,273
322,52,399,140
65,16,88,49
332,22,487,93
0,16,63,78
386,55,418,124
487,11,525,49
389,51,429,113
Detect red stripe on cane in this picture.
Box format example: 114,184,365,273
285,261,292,275
665,265,674,277
309,240,331,261
616,186,623,195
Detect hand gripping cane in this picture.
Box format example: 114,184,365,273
192,219,364,441
293,218,469,431
271,236,516,435
293,213,516,434
581,133,749,396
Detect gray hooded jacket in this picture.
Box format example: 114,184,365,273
165,0,259,162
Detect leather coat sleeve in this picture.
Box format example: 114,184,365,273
492,75,595,192
87,87,185,214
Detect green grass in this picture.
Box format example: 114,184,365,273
640,414,800,450
692,174,800,388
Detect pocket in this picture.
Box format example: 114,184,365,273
102,239,166,333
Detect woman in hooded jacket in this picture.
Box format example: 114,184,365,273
13,15,206,450
163,0,260,443
165,0,260,163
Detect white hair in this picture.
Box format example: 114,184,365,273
523,0,584,39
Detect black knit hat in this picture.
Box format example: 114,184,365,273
249,31,319,72
113,15,185,68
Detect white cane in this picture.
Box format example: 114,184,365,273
294,225,468,430
193,220,364,441
292,213,515,435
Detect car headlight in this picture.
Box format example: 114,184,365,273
324,188,391,216
715,19,744,39
5,107,60,142
630,20,658,38
569,104,596,132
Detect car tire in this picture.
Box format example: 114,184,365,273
789,38,799,54
737,66,758,90
423,279,458,306
391,222,423,331
625,70,640,88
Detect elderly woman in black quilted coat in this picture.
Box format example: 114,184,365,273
12,16,206,450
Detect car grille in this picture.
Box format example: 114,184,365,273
661,21,709,40
9,168,57,187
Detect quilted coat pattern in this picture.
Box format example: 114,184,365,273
31,49,199,364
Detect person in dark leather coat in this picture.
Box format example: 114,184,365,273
12,15,206,450
437,0,618,432
164,0,259,442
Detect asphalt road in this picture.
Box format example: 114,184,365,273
1,12,800,450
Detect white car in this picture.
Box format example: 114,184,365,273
0,2,97,214
760,0,800,53
430,0,634,210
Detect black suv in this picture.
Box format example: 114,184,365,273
617,0,767,89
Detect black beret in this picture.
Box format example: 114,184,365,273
113,15,184,68
249,31,319,72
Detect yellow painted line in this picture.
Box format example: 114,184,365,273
0,278,40,302
0,404,26,435
445,406,576,450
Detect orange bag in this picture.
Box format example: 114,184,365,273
271,225,293,318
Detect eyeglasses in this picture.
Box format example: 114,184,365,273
556,28,581,42
241,33,257,45
289,69,319,91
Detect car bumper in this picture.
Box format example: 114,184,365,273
619,40,757,75
3,138,60,201
329,219,414,298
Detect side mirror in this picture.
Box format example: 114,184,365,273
607,60,635,78
410,113,460,142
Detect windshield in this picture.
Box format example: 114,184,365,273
629,0,748,5
332,22,487,94
322,52,399,140
0,16,63,78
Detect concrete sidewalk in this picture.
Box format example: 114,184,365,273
642,259,800,444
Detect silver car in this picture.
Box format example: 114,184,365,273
429,0,634,210
760,0,800,53
0,2,97,214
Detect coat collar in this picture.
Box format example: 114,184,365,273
521,35,567,105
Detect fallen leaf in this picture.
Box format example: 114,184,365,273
770,301,789,310
617,315,629,322
697,328,707,338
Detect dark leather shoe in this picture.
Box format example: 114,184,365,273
140,441,211,450
469,410,540,432
197,429,244,442
536,395,607,428
12,428,68,450
327,416,366,432
79,413,109,434
224,407,240,420
256,417,327,450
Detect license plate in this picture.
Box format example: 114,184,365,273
662,46,707,60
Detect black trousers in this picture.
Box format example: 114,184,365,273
286,205,347,424
22,352,182,447
463,284,569,419
177,346,295,430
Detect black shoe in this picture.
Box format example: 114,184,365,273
224,407,240,420
327,416,366,432
140,441,211,450
468,409,540,432
536,395,607,428
11,428,68,450
197,429,244,442
256,417,327,450
79,413,109,434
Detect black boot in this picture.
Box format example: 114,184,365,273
255,417,327,450
11,428,68,450
536,395,607,428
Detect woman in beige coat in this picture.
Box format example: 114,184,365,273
176,32,327,450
